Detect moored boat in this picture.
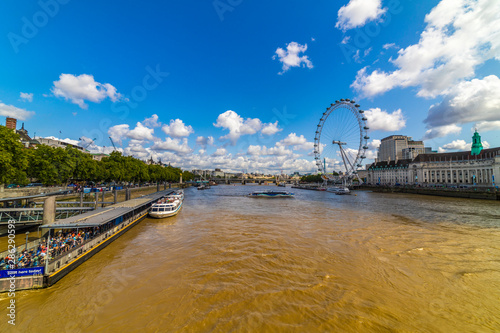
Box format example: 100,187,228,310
327,187,351,195
248,190,294,198
149,197,182,218
167,189,184,201
291,184,326,191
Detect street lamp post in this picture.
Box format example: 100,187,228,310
25,231,29,251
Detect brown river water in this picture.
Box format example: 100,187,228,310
1,185,500,332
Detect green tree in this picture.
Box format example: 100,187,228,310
27,144,59,185
300,174,323,183
69,148,100,182
182,170,194,182
101,151,127,182
27,145,76,185
0,125,28,184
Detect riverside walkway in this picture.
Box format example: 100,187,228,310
0,189,173,292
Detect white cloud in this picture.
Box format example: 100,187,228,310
368,139,381,149
108,124,130,146
364,139,381,161
276,133,315,152
52,74,123,109
293,141,315,151
127,122,155,141
437,139,489,153
246,145,293,156
273,42,313,74
341,36,351,44
277,133,307,146
212,148,227,156
422,124,461,140
353,50,361,63
151,148,318,175
266,145,293,156
108,122,154,145
382,43,397,50
365,108,406,131
56,130,322,175
365,149,378,160
162,119,194,138
0,102,35,121
196,136,215,148
151,137,193,154
424,75,500,128
351,0,500,98
20,92,33,102
336,0,386,31
247,145,262,156
475,121,500,132
438,139,470,152
143,114,161,128
261,121,281,135
214,110,262,144
124,140,152,158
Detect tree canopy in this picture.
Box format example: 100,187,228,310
0,125,28,184
300,174,324,183
0,126,193,185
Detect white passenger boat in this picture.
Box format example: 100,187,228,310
327,187,351,195
167,189,184,201
149,197,183,218
248,190,294,198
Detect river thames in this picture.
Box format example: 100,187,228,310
1,185,500,332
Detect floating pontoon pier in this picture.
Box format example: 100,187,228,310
0,190,173,292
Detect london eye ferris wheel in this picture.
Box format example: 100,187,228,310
313,99,369,183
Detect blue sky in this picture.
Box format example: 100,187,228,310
0,0,499,174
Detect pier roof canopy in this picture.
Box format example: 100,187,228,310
40,207,134,229
40,190,173,229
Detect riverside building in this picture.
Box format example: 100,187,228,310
37,137,86,152
367,131,500,187
377,135,432,162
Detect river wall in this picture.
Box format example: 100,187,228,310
361,186,500,200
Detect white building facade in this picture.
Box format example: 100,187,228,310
38,137,86,152
368,148,500,187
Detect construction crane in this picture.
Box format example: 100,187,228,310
109,137,117,151
80,137,96,150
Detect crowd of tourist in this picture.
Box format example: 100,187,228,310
0,227,104,270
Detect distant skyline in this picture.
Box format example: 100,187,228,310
0,0,499,173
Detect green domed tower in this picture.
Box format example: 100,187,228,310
471,129,483,156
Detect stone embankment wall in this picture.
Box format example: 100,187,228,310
0,186,67,199
360,186,499,200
